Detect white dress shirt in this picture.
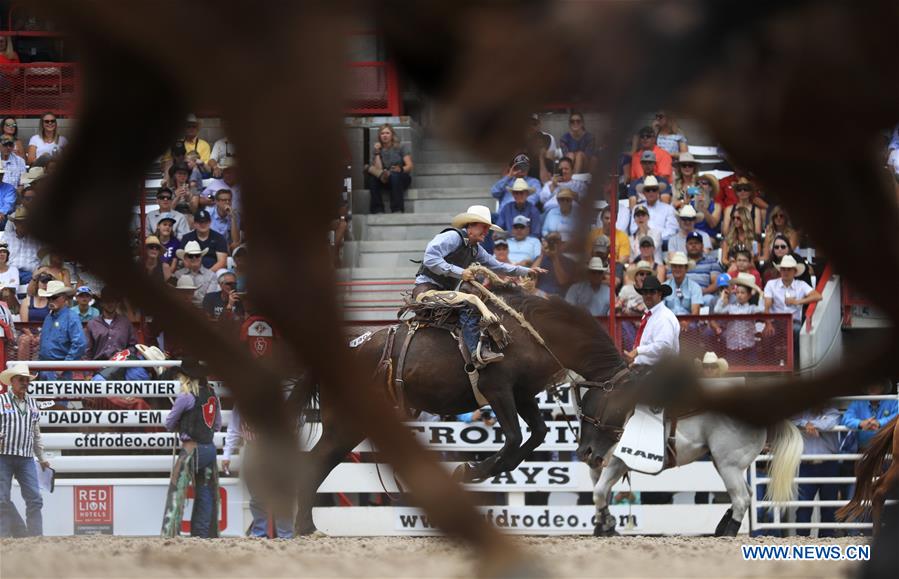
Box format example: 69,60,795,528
764,277,813,322
617,200,679,241
634,300,680,366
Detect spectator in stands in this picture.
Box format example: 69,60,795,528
633,236,666,282
31,248,71,288
37,281,85,379
652,112,688,159
630,126,673,182
0,244,18,289
0,364,50,538
492,154,541,211
761,233,813,287
208,129,235,175
73,286,99,323
761,206,800,262
533,232,574,296
19,273,52,325
173,241,217,307
0,172,14,230
202,271,243,321
693,174,722,237
589,235,625,292
670,153,699,209
617,261,651,315
762,255,821,349
4,207,40,284
154,214,181,268
664,252,701,315
1,118,25,161
368,124,413,214
146,188,191,239
620,177,679,242
0,135,25,189
167,163,194,216
143,235,172,283
84,288,138,361
627,151,672,206
0,287,21,323
559,111,597,174
721,177,763,236
565,257,611,316
507,216,541,266
525,114,561,182
536,157,588,213
207,189,241,250
841,381,899,451
492,238,510,265
792,406,842,537
232,245,248,292
496,179,542,235
26,113,66,165
667,205,712,257
625,205,662,264
0,35,18,64
181,114,211,163
199,157,241,211
588,205,630,265
541,189,578,239
720,206,759,260
726,247,762,289
684,232,723,308
712,273,764,364
185,151,211,181
180,210,228,272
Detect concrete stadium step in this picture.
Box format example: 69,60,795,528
406,188,494,213
413,173,499,189
414,162,501,176
343,266,419,281
362,213,455,241
356,239,428,268
416,149,484,164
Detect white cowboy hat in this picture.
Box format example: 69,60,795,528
628,260,654,276
674,152,698,165
587,257,609,272
729,271,762,295
505,177,535,193
38,279,76,298
175,240,209,260
667,252,695,269
0,363,38,387
677,204,698,219
556,188,577,201
20,167,45,186
774,254,806,277
698,352,729,374
135,344,168,376
451,205,503,232
175,275,199,291
635,175,669,194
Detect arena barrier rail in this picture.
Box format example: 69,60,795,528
749,393,899,533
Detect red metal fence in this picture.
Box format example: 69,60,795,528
346,61,401,116
0,62,78,116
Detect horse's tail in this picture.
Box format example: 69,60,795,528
764,420,803,504
287,372,321,444
837,417,896,522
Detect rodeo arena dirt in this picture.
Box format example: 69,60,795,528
2,2,899,579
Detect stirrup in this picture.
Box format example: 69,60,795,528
475,341,504,369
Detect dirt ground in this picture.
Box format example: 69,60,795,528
0,535,869,578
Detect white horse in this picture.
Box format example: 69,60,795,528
579,406,803,536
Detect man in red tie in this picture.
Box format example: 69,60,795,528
624,276,680,368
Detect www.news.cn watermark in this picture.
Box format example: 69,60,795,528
741,544,870,561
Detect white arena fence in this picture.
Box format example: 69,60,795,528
750,394,899,533
7,360,890,537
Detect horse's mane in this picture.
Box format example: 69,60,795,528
489,283,625,380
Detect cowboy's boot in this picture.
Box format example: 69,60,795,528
475,340,504,368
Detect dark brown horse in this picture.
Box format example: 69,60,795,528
837,416,899,534
291,283,627,532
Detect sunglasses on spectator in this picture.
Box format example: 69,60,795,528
734,185,752,192
636,272,650,277
773,244,788,249
185,254,201,260
679,217,695,221
698,181,711,186
157,195,173,200
639,133,654,139
42,118,57,124
643,187,659,193
655,113,666,119
512,224,527,228
569,118,583,125
221,281,236,287
1,141,13,147
3,121,15,127
773,213,786,219
147,245,162,251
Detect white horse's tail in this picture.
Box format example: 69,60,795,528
764,420,803,504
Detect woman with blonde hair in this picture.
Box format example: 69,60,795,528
693,173,723,237
27,112,67,165
761,206,800,262
653,111,689,159
720,206,758,260
671,153,700,209
368,123,414,213
721,176,763,236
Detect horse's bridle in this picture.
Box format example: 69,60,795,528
573,365,631,440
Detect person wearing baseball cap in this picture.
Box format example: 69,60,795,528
180,209,228,271
667,203,712,257
565,257,611,316
507,215,541,266
0,131,25,189
491,153,541,211
629,125,673,182
145,188,191,239
683,230,724,309
74,285,100,322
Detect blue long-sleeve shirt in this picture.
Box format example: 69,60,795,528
491,175,541,211
414,229,530,286
792,408,841,455
841,399,899,449
496,201,543,237
39,306,87,361
0,182,16,215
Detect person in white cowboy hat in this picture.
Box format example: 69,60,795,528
496,177,542,235
712,272,765,366
697,352,729,378
541,188,579,239
618,175,678,242
18,166,44,188
91,343,169,382
173,240,217,307
84,286,138,360
671,151,700,207
564,257,611,316
667,203,712,257
491,153,541,211
414,205,546,367
762,253,821,336
663,252,702,315
36,280,86,381
0,363,51,537
3,206,40,283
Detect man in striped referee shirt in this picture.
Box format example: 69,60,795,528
0,364,50,537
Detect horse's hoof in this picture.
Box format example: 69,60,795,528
452,463,470,483
593,525,619,537
294,521,317,536
721,518,742,537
